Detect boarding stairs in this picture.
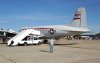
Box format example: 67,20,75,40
7,29,41,45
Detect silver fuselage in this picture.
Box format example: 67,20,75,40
22,25,90,38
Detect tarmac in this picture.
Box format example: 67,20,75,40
0,39,100,63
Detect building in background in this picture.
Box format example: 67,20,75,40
0,28,17,43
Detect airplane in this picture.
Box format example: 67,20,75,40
8,7,90,46
22,7,90,38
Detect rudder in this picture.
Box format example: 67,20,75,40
69,7,88,29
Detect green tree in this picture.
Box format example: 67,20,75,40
95,33,100,36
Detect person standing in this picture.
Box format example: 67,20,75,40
48,39,54,53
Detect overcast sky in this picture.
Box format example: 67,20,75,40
0,0,100,33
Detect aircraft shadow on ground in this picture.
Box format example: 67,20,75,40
54,43,77,46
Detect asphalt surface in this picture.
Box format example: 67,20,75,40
0,40,100,63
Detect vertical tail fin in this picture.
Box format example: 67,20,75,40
69,7,88,29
